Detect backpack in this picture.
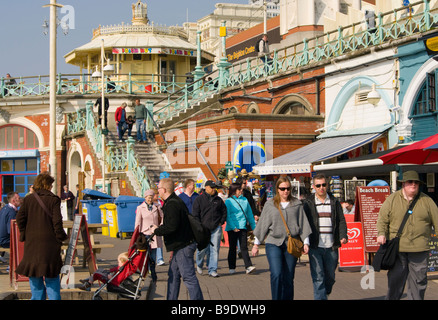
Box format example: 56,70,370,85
255,38,263,53
187,214,211,250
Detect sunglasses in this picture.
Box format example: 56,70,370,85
405,180,420,185
278,187,291,191
314,183,327,188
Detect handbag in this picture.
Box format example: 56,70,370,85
231,197,252,231
277,206,303,258
33,192,53,219
372,193,420,272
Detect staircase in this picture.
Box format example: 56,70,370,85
106,130,202,190
161,93,220,128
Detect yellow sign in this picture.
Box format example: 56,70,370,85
227,45,256,62
426,37,438,52
219,26,227,37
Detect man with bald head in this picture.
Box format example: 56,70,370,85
151,178,203,300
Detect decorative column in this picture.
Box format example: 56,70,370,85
192,31,205,91
217,21,231,90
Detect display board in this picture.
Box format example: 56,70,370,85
9,220,27,289
63,214,97,279
428,229,438,277
339,222,365,270
354,186,391,253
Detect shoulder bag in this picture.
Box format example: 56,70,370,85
277,205,303,258
33,192,53,219
231,197,252,231
372,192,420,272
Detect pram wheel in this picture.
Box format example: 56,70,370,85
93,294,103,300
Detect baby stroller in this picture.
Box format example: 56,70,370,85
92,227,152,300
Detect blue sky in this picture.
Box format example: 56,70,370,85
0,0,249,78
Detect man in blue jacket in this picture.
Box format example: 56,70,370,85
0,192,21,261
192,180,227,277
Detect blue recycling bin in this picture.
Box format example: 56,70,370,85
81,189,115,223
115,195,145,238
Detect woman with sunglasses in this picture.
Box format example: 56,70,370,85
252,177,312,300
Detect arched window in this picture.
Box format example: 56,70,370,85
272,94,313,116
0,125,39,150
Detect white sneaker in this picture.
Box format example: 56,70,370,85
246,266,256,274
229,269,236,274
196,266,203,275
209,271,220,278
0,256,6,263
157,260,165,266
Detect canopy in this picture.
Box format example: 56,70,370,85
254,133,384,175
379,134,438,165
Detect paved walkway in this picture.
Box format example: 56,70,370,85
2,233,438,301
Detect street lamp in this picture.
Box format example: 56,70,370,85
43,0,64,194
92,39,114,194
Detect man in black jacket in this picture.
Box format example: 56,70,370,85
151,178,203,300
192,180,227,277
303,174,348,300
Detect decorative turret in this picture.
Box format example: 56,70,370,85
132,0,148,25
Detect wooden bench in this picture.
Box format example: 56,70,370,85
0,248,10,253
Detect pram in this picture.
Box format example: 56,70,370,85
92,226,153,300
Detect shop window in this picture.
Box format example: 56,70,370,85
0,125,39,150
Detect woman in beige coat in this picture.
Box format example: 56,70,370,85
135,189,164,282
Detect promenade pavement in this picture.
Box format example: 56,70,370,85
2,232,438,302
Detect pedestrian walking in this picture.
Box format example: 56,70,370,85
61,185,75,220
15,172,68,300
376,170,438,300
178,178,199,214
225,182,257,275
150,177,203,300
115,102,128,142
192,180,227,277
134,98,147,143
95,96,109,129
253,177,312,300
302,173,348,300
135,189,164,283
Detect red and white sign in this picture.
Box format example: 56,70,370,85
339,222,365,268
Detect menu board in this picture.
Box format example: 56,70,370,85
428,229,438,277
354,186,390,252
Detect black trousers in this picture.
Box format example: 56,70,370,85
227,229,252,270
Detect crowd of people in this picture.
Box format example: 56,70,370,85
0,169,437,301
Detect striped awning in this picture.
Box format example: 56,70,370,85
254,133,384,175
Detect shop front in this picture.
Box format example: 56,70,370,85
0,125,40,202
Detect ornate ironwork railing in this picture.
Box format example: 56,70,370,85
66,101,151,196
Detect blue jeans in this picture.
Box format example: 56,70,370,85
117,121,127,140
167,242,203,300
136,119,147,142
266,242,298,300
196,225,222,274
156,247,164,263
308,247,339,300
29,276,61,300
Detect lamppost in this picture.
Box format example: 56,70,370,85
92,39,114,194
43,0,65,194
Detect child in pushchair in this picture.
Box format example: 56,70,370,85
79,227,152,300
